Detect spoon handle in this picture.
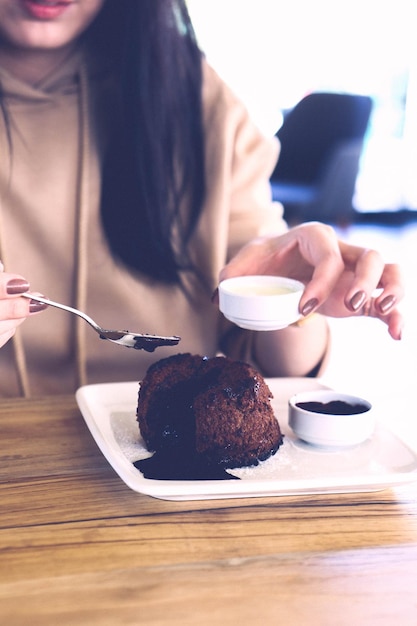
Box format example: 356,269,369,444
21,292,102,334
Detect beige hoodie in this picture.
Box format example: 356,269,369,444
0,50,284,397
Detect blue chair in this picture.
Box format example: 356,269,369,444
270,92,373,224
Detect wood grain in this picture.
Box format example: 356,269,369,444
1,393,417,625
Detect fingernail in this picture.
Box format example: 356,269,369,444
7,278,30,295
348,290,366,312
301,298,319,316
29,300,48,313
378,295,396,314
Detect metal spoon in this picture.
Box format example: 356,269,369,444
22,293,180,352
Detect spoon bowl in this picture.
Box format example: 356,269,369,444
22,293,180,352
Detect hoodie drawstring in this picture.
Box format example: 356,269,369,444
0,62,90,397
74,64,90,390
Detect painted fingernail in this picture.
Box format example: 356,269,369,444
29,300,48,313
348,290,366,312
378,295,396,313
301,298,319,316
6,278,30,295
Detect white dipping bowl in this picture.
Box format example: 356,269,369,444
288,390,374,448
218,275,304,331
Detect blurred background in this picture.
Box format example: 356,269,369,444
188,0,416,442
188,0,416,215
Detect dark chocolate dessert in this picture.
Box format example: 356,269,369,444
135,353,283,479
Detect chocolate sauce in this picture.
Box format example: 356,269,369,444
131,335,180,352
134,451,239,481
100,332,180,352
296,400,369,415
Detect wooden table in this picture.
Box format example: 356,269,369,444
1,392,417,626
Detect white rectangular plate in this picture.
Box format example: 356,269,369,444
76,379,417,501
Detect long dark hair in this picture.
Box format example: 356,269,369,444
87,0,205,283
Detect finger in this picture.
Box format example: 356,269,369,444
341,247,385,310
0,274,30,298
0,328,17,349
0,312,26,341
360,298,404,341
386,308,404,341
299,250,344,313
0,296,32,321
294,226,345,312
373,263,405,313
339,242,404,311
0,317,26,334
0,315,28,348
344,251,404,315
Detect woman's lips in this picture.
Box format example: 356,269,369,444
22,0,73,21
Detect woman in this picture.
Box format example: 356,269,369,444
0,0,403,397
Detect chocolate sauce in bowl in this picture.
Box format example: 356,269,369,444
295,400,369,415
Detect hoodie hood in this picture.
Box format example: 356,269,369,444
0,48,83,103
